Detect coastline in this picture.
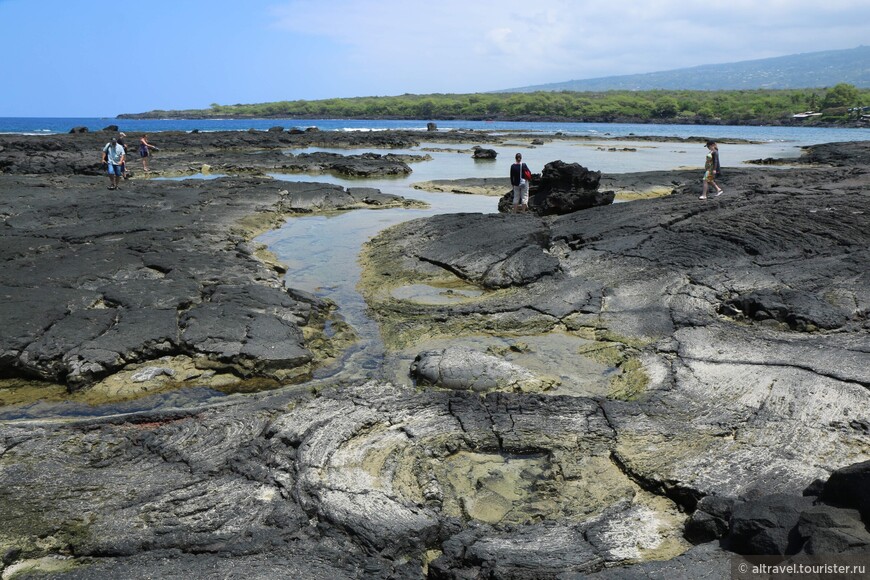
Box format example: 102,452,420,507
5,118,870,144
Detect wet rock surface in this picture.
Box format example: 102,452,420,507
1,134,869,578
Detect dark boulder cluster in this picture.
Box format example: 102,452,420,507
498,159,615,215
686,461,870,558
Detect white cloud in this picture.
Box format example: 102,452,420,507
267,0,870,94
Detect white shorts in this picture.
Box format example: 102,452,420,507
512,182,529,205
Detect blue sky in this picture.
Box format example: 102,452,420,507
2,0,869,117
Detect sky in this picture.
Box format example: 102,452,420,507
2,0,869,117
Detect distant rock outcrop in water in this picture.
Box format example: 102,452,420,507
471,145,498,159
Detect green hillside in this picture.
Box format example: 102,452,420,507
121,85,870,126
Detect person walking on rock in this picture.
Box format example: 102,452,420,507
510,153,532,213
699,140,723,200
139,134,158,172
101,137,126,190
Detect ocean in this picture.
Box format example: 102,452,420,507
2,117,870,147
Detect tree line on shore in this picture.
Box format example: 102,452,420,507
122,84,870,125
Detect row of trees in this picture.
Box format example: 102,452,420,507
138,85,870,124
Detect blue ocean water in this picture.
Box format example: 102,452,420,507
2,117,870,146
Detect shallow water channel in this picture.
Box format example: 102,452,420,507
259,167,497,383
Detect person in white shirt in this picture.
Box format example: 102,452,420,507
101,137,126,190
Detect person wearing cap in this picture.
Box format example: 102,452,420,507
101,137,126,190
699,140,724,200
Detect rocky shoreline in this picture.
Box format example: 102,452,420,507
0,131,868,578
0,129,758,179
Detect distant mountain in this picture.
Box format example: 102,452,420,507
504,46,870,92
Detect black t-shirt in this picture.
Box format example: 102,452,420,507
510,162,529,186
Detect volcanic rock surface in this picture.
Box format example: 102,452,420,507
0,134,868,578
0,174,420,390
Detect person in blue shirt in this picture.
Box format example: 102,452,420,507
101,137,126,190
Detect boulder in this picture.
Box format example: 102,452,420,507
819,460,870,520
102,124,119,132
728,494,815,555
69,126,89,133
684,495,736,544
533,160,614,215
267,126,284,133
796,505,870,554
539,159,601,192
427,122,437,131
471,146,497,160
498,159,615,215
410,346,548,392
